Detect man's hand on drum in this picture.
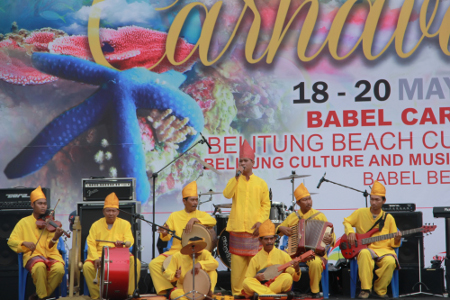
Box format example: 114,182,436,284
192,262,202,275
251,222,262,237
278,226,292,237
322,233,333,245
185,218,199,234
175,267,181,279
94,259,101,270
255,273,265,282
114,240,125,247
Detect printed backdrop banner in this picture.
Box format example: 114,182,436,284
0,0,449,268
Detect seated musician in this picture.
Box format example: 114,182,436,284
82,192,141,299
8,186,65,300
242,219,300,300
163,236,219,299
277,183,335,299
149,181,216,296
343,181,401,299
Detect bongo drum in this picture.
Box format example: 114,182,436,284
269,202,287,227
162,255,172,271
182,224,217,252
183,269,211,300
217,228,231,269
100,246,130,300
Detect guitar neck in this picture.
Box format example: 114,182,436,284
362,228,423,245
276,256,301,272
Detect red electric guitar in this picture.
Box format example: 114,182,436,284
340,224,436,259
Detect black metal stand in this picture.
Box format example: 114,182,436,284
318,173,369,207
152,138,208,260
119,209,182,299
400,237,444,297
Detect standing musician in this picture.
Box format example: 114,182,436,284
223,139,271,295
149,181,216,296
83,192,141,299
343,181,401,299
277,183,335,298
163,236,219,300
8,186,65,300
242,219,299,299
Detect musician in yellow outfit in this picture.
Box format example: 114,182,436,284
223,139,271,295
343,181,401,299
8,186,65,300
277,183,335,298
164,237,219,300
83,192,141,299
150,181,217,295
243,220,300,299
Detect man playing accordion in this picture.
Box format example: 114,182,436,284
277,183,335,298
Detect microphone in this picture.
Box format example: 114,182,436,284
236,166,245,177
200,132,212,150
317,172,326,189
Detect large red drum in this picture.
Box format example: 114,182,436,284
100,247,130,300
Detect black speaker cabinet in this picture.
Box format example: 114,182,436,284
389,212,424,268
77,201,141,260
399,268,445,295
0,269,19,300
0,209,33,270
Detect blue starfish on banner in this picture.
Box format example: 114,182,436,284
4,53,204,203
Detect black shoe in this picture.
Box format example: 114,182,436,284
287,291,295,300
311,292,321,299
375,293,389,299
358,290,371,299
252,293,259,300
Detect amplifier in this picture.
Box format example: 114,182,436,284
0,187,50,209
382,203,415,212
433,206,450,218
82,178,135,201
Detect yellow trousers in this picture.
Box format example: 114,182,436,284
231,254,253,295
170,270,218,300
83,256,141,299
31,262,65,299
306,256,323,294
243,273,293,296
357,249,396,296
149,254,176,294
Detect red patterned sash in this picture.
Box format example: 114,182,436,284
229,232,262,256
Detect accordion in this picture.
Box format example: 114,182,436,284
287,219,333,257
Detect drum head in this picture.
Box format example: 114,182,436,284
182,224,216,252
183,269,211,299
217,228,231,269
162,255,172,271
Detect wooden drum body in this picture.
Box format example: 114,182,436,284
183,269,211,300
100,247,130,300
182,224,217,252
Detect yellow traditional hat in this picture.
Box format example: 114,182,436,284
239,139,255,160
182,181,197,198
371,181,386,197
30,186,46,203
259,219,275,237
104,192,119,209
294,183,310,201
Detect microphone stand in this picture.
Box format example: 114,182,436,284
151,137,208,260
118,209,182,299
318,174,369,207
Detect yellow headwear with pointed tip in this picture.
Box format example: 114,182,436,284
182,181,197,198
104,192,119,209
259,219,275,237
371,181,386,197
30,186,46,204
294,183,310,201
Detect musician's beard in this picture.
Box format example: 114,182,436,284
263,244,274,252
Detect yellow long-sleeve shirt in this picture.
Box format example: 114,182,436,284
343,208,400,257
8,214,63,266
163,250,218,285
245,247,300,282
277,208,335,259
86,217,134,261
223,174,270,233
160,209,216,253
